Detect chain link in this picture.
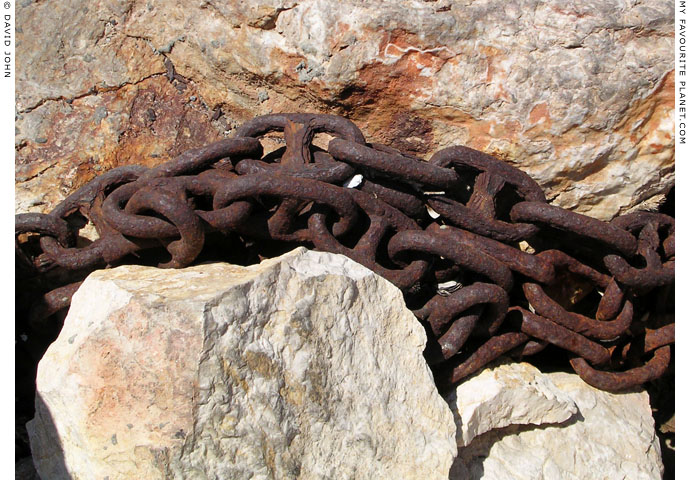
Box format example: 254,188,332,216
15,113,674,393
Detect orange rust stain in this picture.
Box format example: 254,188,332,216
341,30,451,116
270,49,309,82
421,106,494,151
481,45,504,84
535,71,674,166
259,28,456,154
344,60,430,112
616,70,674,147
492,119,522,141
479,46,512,102
17,76,224,202
528,103,551,127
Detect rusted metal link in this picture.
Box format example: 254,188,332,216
510,202,638,257
603,220,675,289
465,172,506,219
611,211,675,234
424,146,546,243
388,230,514,291
102,178,193,238
234,113,367,145
536,249,611,289
415,283,509,362
50,165,149,220
215,172,360,242
15,112,674,393
186,170,255,232
430,309,482,364
124,186,205,268
429,145,547,203
28,282,83,331
38,234,150,270
512,339,550,357
569,345,671,392
235,158,356,184
617,324,675,362
664,226,675,259
508,307,611,365
603,255,674,290
308,189,430,291
642,324,675,351
596,279,625,321
437,332,530,387
523,283,633,341
415,282,509,337
329,138,460,190
427,195,539,243
143,137,263,179
428,223,555,284
359,178,428,220
15,213,75,248
369,142,423,159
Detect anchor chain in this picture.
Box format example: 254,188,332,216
15,113,674,393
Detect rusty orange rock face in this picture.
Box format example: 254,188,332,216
16,0,674,219
16,76,224,213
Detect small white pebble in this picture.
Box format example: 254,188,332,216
343,174,363,189
426,205,440,219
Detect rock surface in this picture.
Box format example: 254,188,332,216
449,362,664,480
16,0,674,220
446,361,578,447
27,248,457,480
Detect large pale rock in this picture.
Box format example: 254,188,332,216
27,248,456,480
16,0,673,219
446,361,577,447
449,363,663,480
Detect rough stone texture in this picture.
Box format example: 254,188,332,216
27,248,457,480
15,75,223,214
16,0,674,219
446,361,578,447
449,362,664,480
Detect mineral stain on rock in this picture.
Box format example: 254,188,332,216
16,0,674,220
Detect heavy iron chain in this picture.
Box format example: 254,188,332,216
15,113,675,393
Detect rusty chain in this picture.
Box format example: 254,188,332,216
15,113,674,393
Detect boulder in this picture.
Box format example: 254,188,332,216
448,362,664,480
27,248,457,480
16,0,674,219
446,361,578,448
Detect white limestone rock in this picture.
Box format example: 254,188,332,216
448,363,663,480
27,248,457,480
446,361,578,447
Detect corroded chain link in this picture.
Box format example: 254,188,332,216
15,113,674,393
